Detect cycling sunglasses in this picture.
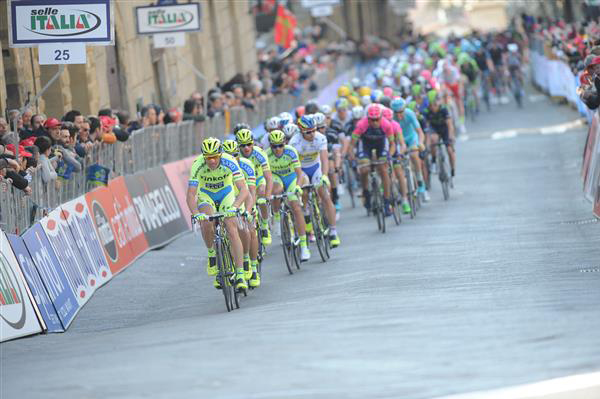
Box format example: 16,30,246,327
301,129,316,135
204,154,222,160
271,144,284,149
239,143,253,148
368,117,381,122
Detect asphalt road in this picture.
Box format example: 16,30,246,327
2,88,600,399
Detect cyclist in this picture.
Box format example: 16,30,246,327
474,45,494,110
506,43,523,106
289,115,341,247
423,90,456,178
316,112,343,215
391,98,430,203
187,137,249,291
266,130,310,261
435,58,466,134
282,123,300,143
235,128,274,246
349,104,396,216
222,139,261,288
457,52,480,114
260,116,281,149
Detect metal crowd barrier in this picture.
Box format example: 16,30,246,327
0,55,355,234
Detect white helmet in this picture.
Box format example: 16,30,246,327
278,112,294,127
351,105,364,119
319,104,332,116
313,112,326,128
360,95,371,106
507,43,518,53
282,123,299,139
266,116,280,131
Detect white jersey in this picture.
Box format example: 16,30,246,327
289,132,327,168
259,133,270,149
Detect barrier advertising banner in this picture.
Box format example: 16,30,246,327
124,167,189,248
162,156,196,228
106,177,149,260
7,234,63,332
22,223,79,328
41,209,97,306
61,196,112,287
85,185,136,275
1,230,43,342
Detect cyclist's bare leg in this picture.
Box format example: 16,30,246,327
239,220,250,255
317,184,337,228
290,200,306,236
198,204,216,249
249,219,258,260
376,162,391,199
410,150,423,181
257,184,268,221
271,184,283,213
447,144,456,173
394,163,408,200
224,218,244,269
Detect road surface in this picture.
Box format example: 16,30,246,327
2,88,600,399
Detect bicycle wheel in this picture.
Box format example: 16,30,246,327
390,184,402,226
372,182,385,233
405,167,416,219
280,210,294,274
289,212,301,270
225,244,241,307
438,148,450,201
216,238,233,312
344,161,356,208
319,203,331,259
312,200,328,263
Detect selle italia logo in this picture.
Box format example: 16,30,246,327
27,7,101,37
147,8,194,29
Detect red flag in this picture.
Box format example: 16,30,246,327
274,4,296,49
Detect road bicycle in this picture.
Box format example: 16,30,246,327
342,158,359,208
399,153,419,218
192,213,241,312
302,184,330,262
387,160,403,226
272,192,301,274
365,154,387,233
434,141,452,201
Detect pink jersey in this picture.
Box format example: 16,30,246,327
390,120,402,135
353,117,396,139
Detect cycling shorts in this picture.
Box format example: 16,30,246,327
404,134,419,150
357,138,388,161
432,128,453,146
273,172,298,201
302,163,324,186
197,186,235,213
256,175,266,187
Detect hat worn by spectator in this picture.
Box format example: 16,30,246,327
99,115,118,128
44,118,61,129
6,144,33,157
20,137,36,147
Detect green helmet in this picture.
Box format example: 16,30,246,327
201,137,222,156
408,101,417,111
424,58,434,68
235,128,253,145
411,84,422,97
222,139,239,156
427,89,438,104
268,130,286,145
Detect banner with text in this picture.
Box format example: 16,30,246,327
1,230,43,342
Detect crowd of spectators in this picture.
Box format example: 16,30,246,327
0,24,357,198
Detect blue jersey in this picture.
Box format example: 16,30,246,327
396,108,421,140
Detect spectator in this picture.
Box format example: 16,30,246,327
1,144,32,193
183,98,206,122
88,117,102,142
207,92,225,117
63,109,84,129
34,136,58,184
43,118,62,145
0,117,15,145
141,105,158,127
99,115,118,143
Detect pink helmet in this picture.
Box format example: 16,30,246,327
420,70,432,81
367,104,383,119
382,107,393,121
383,87,393,97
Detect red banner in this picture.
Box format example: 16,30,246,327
162,156,197,229
274,4,296,49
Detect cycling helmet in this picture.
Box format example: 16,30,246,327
382,107,393,121
371,89,383,103
235,128,254,144
390,98,407,112
279,112,294,128
360,95,371,106
358,86,371,97
313,112,326,129
282,123,300,140
304,101,320,115
320,104,332,116
202,137,222,156
295,106,305,119
383,87,394,97
411,84,422,97
233,123,250,135
222,139,239,156
337,86,351,97
268,130,286,145
366,104,382,119
351,105,364,120
335,97,349,110
266,116,280,131
298,114,316,130
350,77,361,89
507,43,518,53
427,89,438,104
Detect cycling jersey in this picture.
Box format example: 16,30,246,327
423,105,452,145
332,112,351,128
353,117,395,160
266,145,301,196
188,153,244,211
241,146,270,186
289,132,327,184
325,127,342,154
237,157,256,188
474,50,491,72
395,108,420,141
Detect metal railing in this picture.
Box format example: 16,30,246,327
0,56,355,234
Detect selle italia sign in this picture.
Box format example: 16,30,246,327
8,0,113,46
136,3,201,35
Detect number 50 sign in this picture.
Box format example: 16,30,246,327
8,0,113,64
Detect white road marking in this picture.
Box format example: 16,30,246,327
481,119,585,140
491,130,518,140
435,371,600,399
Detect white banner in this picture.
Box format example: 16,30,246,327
8,0,113,47
0,231,43,342
136,3,201,35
